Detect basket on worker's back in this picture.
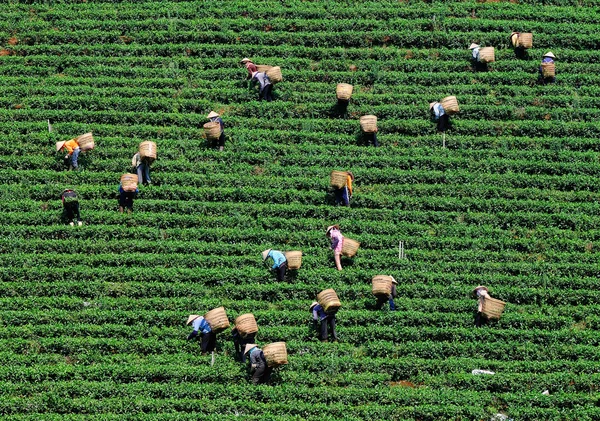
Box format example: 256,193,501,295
256,64,272,73
330,171,348,188
541,62,555,78
76,132,95,151
518,33,533,48
203,122,221,141
478,47,495,63
139,141,157,160
359,115,377,133
372,275,393,298
285,251,302,270
266,66,282,83
204,306,230,333
317,288,341,314
481,297,506,319
120,173,138,192
234,313,258,336
440,96,459,115
263,342,288,367
336,83,353,101
341,238,360,257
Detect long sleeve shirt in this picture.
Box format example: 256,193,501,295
472,47,480,61
252,72,272,90
210,117,225,133
432,103,445,120
312,304,327,321
346,175,353,196
191,316,212,334
249,347,265,367
63,140,79,154
476,288,490,312
268,250,287,269
132,152,142,168
541,57,554,64
329,229,343,250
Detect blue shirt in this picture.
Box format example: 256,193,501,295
192,316,212,334
268,250,287,269
433,103,445,120
541,57,554,64
210,117,224,133
312,304,327,321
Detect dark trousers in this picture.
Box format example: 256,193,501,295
275,262,287,282
365,132,378,147
538,72,556,85
334,187,350,206
319,315,337,341
252,363,272,385
63,202,81,223
200,332,217,353
215,132,226,148
376,295,396,310
259,84,273,101
437,114,449,132
475,311,487,328
472,59,488,72
233,331,256,363
119,191,135,210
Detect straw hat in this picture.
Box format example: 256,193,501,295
244,343,257,354
186,315,200,325
325,224,340,235
261,249,272,261
56,141,66,151
390,277,398,285
206,111,219,119
310,301,319,310
429,102,438,110
469,43,480,49
543,51,555,59
472,285,489,297
240,58,251,63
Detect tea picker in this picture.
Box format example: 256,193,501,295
333,171,354,207
261,249,287,282
118,174,139,213
132,141,156,186
251,70,274,101
206,111,226,151
310,301,338,342
241,57,258,80
473,285,507,327
325,225,344,271
244,343,272,385
61,189,82,226
539,51,556,85
187,314,217,356
374,276,398,311
56,138,81,171
232,326,256,363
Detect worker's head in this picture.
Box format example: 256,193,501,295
468,43,480,50
186,315,200,325
310,301,319,311
55,141,66,151
543,51,556,59
472,285,489,297
240,58,251,64
325,225,340,236
206,111,219,119
261,249,272,261
244,343,257,354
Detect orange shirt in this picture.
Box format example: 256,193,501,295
346,175,353,196
63,140,79,154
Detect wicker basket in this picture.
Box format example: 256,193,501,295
139,141,157,160
518,33,532,48
263,342,288,367
203,122,221,141
481,297,506,319
204,306,230,333
341,238,360,257
359,115,377,133
336,83,353,101
317,288,341,314
234,313,258,336
478,47,495,63
372,275,393,298
76,132,95,152
266,66,282,83
440,96,459,115
120,173,138,192
285,251,302,270
541,62,555,77
256,65,272,73
330,171,348,188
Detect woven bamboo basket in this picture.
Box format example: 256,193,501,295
341,238,360,257
372,275,393,298
481,297,506,319
139,141,157,160
330,170,348,188
256,64,272,73
541,62,555,77
336,83,353,101
203,122,221,141
518,33,532,48
285,251,302,270
479,47,495,63
234,313,258,336
204,306,230,333
263,342,288,367
266,66,283,83
359,115,377,133
317,288,341,313
120,173,138,192
76,132,95,151
440,96,459,115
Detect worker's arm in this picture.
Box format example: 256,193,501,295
187,330,198,340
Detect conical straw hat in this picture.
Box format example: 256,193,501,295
310,301,319,310
56,141,66,151
206,111,219,119
472,286,489,297
244,343,257,354
429,102,437,110
261,249,272,261
543,51,555,59
186,315,200,325
240,57,251,63
469,43,480,49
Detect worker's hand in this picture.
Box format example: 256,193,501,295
251,364,257,369
64,155,69,159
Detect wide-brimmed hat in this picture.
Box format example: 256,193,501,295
240,57,251,63
390,277,398,285
469,43,480,49
186,315,200,325
543,51,555,59
206,111,219,119
472,285,489,297
56,141,66,151
261,249,272,261
244,343,257,354
310,301,319,310
429,102,438,110
325,224,340,235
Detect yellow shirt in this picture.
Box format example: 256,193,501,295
346,175,353,196
63,140,79,154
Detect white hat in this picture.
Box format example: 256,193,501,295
186,315,200,325
472,286,489,297
206,111,219,119
261,249,272,261
244,343,257,354
240,58,251,63
56,141,66,151
429,102,438,110
325,225,339,235
390,277,398,284
469,43,480,49
310,301,319,310
543,51,555,59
